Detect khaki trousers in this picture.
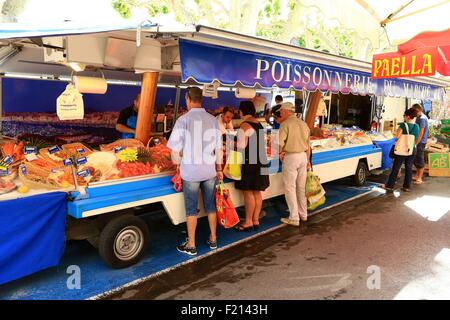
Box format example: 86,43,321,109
282,152,308,221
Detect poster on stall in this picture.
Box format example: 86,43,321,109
202,83,219,99
428,153,450,177
56,84,85,120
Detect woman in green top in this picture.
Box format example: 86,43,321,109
385,108,420,192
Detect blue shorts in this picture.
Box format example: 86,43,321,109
182,178,217,216
414,143,426,168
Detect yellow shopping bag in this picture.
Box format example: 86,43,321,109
223,150,243,180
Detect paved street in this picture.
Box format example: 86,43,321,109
107,176,450,300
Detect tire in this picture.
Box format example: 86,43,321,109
98,215,149,269
353,161,368,186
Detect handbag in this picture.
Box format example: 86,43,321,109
394,123,415,156
389,144,396,159
215,182,240,228
223,150,243,180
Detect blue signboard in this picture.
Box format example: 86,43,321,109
180,39,445,102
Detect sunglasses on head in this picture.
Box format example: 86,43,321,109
272,111,282,118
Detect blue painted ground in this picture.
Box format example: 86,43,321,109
0,182,378,300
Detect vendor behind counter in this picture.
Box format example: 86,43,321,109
116,93,141,139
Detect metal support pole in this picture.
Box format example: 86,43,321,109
0,77,2,135
173,84,181,124
327,93,332,125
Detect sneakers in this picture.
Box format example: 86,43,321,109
280,218,300,226
177,238,218,255
207,239,218,250
177,240,197,256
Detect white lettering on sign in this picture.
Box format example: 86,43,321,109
253,58,441,101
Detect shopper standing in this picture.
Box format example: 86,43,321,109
384,108,420,192
411,104,429,184
275,102,311,226
167,87,223,255
234,101,270,231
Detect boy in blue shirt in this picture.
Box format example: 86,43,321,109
411,104,429,184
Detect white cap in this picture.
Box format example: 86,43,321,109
279,102,295,112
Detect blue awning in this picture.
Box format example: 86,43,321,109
180,39,446,102
0,20,155,40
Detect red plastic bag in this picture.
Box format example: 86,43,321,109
170,168,182,192
215,182,239,228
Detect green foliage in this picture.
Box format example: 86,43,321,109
288,0,296,11
112,0,170,19
256,22,285,40
145,3,169,16
263,0,282,18
112,0,132,19
111,0,371,60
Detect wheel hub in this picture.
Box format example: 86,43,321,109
114,226,144,261
359,167,366,181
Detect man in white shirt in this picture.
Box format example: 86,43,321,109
168,87,223,256
216,106,235,135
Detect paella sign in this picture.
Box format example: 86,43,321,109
372,48,437,79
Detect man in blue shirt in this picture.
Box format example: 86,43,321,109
411,103,429,184
167,87,223,256
116,93,140,139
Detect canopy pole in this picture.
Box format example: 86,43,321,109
173,84,181,124
135,72,159,145
305,90,322,130
327,93,332,125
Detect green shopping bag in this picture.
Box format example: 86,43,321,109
305,171,326,210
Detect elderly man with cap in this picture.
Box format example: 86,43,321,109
274,102,311,226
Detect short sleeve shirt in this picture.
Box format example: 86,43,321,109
117,106,137,126
167,108,222,182
415,114,429,144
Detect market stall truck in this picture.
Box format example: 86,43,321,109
66,142,381,268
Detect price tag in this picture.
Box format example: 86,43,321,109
76,148,86,154
49,145,61,154
1,155,13,166
0,167,9,176
20,165,27,175
114,146,124,153
76,157,88,165
77,169,90,178
24,146,38,154
25,153,39,162
63,158,74,166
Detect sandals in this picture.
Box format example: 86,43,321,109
413,180,423,185
235,223,254,232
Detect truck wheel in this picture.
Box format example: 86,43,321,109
98,215,149,269
353,161,368,186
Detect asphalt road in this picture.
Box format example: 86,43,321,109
106,175,450,300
